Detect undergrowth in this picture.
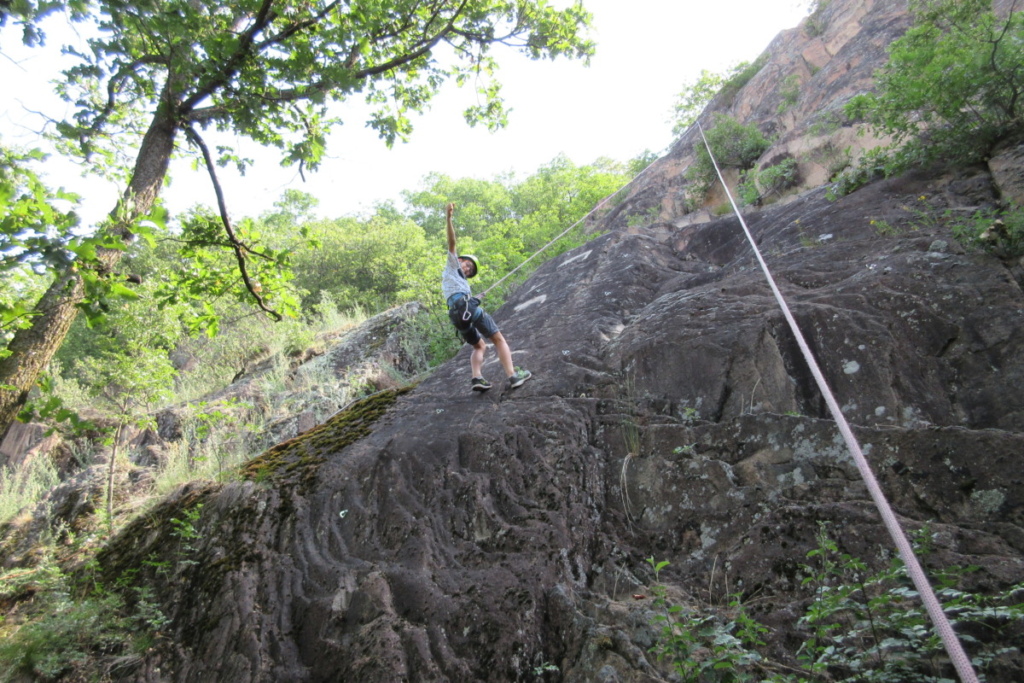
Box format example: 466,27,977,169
648,524,1024,682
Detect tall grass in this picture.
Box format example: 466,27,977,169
0,456,60,525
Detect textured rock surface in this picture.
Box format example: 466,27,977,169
94,161,1024,681
31,0,1024,680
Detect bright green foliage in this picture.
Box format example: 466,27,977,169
0,146,80,274
671,69,729,135
687,114,772,201
649,525,1024,682
1,140,165,355
0,543,173,681
804,0,830,38
718,55,769,105
0,145,79,345
798,523,1024,682
950,203,1024,260
845,0,1024,174
0,267,50,357
646,558,771,683
628,149,659,176
154,207,303,334
669,58,768,136
288,209,433,313
776,73,802,114
404,154,633,297
737,157,799,206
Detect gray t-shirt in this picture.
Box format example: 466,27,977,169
441,251,472,303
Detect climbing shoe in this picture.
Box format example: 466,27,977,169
508,368,532,389
471,377,492,392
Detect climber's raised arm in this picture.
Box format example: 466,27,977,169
446,202,457,254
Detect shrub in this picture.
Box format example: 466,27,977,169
951,204,1024,260
647,524,1024,682
670,57,769,136
738,157,799,206
804,0,830,38
845,0,1024,178
776,74,802,114
687,114,773,200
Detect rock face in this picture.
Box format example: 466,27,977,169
91,1,1024,681
102,165,1024,682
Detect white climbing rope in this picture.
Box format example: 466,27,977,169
477,156,665,297
696,122,979,683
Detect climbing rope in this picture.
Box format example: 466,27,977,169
696,122,980,683
477,154,665,298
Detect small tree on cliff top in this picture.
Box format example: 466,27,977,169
0,0,595,438
846,0,1024,172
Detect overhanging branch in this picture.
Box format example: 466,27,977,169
183,125,283,321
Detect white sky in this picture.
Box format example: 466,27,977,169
1,0,811,225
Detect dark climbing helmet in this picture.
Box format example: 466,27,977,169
458,254,480,278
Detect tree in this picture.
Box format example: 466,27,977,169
670,69,728,135
0,0,595,438
669,59,768,136
0,144,80,353
74,341,175,533
845,0,1024,172
287,208,433,312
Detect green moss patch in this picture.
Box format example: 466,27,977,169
239,387,412,488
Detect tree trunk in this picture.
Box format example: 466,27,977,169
0,103,179,441
106,421,123,535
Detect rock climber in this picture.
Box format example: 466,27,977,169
441,202,532,392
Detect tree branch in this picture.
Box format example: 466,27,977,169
184,125,283,321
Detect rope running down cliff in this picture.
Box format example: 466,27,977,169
696,122,980,683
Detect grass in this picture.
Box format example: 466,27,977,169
0,456,60,526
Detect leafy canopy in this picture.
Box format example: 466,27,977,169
9,0,595,176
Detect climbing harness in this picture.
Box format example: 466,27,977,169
696,122,980,683
447,292,481,332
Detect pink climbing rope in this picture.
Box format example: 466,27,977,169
696,122,980,683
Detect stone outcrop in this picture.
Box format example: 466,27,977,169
13,0,1024,680
98,158,1024,681
97,158,1024,679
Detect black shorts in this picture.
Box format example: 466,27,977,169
459,310,500,346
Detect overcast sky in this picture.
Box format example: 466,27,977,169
0,0,811,225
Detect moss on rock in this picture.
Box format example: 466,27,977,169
239,386,412,489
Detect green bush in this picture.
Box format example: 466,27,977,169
648,523,1024,682
951,204,1024,260
646,558,771,683
798,523,1024,681
776,74,802,114
671,57,769,136
844,0,1024,179
687,114,773,201
804,0,830,38
738,158,799,206
718,54,769,106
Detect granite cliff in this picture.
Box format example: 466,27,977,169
7,0,1024,680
